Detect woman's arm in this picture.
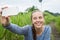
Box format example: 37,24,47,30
0,7,29,36
4,23,29,35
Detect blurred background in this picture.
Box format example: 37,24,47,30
0,0,60,40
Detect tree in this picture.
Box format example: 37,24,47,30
26,6,38,12
39,0,42,2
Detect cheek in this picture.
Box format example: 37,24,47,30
32,19,36,24
40,19,45,23
41,19,44,21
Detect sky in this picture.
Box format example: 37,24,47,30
0,0,60,13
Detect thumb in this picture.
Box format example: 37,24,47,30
5,16,10,22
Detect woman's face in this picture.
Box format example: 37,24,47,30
32,11,44,29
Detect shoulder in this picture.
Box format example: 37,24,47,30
44,25,51,33
45,25,51,31
43,25,51,40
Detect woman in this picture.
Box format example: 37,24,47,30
0,7,51,40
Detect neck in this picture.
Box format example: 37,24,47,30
35,25,44,36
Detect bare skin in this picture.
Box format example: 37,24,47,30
0,6,10,26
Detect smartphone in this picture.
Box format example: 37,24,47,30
2,7,19,16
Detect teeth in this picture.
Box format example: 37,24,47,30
37,23,40,25
36,22,41,26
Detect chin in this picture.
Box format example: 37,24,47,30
36,25,42,29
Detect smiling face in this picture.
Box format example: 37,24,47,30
32,11,45,29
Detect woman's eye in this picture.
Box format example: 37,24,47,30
33,17,37,20
39,16,42,19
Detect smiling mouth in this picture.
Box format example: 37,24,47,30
35,22,40,26
36,23,41,26
35,22,43,26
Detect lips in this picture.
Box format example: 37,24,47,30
35,21,43,26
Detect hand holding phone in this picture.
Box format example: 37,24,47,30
0,6,19,26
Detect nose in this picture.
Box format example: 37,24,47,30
36,18,40,22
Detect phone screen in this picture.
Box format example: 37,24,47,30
2,7,19,16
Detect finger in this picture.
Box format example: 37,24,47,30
2,16,10,21
2,6,8,10
5,16,10,22
0,12,2,16
6,17,9,22
0,8,2,15
2,16,6,19
0,9,2,23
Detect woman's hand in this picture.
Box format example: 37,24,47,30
0,6,10,27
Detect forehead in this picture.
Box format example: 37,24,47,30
32,11,43,17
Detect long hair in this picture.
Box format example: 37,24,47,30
32,24,36,40
31,10,40,40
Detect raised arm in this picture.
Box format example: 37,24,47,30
4,23,29,35
0,6,29,36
